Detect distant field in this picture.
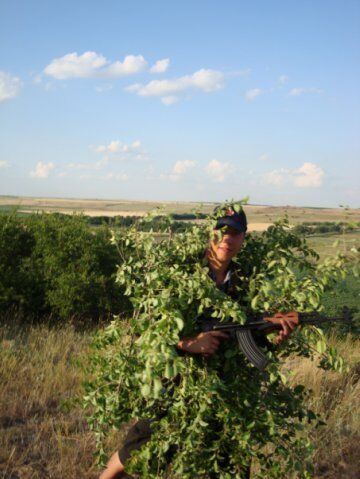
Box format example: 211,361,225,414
1,195,359,226
307,232,360,259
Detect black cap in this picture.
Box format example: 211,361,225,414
215,207,247,233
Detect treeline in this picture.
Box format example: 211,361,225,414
292,221,359,236
87,213,204,231
0,213,127,321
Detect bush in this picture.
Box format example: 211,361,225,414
0,212,125,321
293,221,359,236
0,212,43,313
322,273,360,336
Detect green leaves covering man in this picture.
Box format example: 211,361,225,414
85,200,353,479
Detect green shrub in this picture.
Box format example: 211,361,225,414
293,221,359,236
0,212,43,313
0,212,125,321
322,273,360,336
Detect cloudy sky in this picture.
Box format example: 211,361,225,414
0,0,359,206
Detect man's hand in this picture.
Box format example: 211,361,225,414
264,311,299,344
177,331,229,357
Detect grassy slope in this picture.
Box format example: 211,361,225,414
0,321,359,479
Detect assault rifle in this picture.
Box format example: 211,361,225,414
202,309,352,371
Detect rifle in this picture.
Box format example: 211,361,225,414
202,308,352,371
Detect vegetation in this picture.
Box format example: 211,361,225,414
84,201,358,478
0,212,124,321
0,204,359,478
87,214,194,232
292,221,359,236
0,318,98,479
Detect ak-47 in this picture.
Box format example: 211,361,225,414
202,308,352,371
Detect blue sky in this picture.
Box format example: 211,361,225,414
0,0,359,206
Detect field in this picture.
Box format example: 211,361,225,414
307,232,360,259
1,196,360,231
1,197,359,478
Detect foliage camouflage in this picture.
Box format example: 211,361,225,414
84,200,359,478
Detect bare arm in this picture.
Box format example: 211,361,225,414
177,331,229,357
264,312,299,344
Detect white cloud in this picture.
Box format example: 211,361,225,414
150,58,170,73
44,51,108,79
66,159,105,170
126,68,224,102
44,51,151,79
0,160,10,168
289,87,323,97
294,162,324,187
131,140,141,149
105,55,148,77
264,168,289,186
100,172,129,181
0,71,22,102
173,160,196,175
161,95,178,105
278,75,289,84
205,159,232,183
80,172,129,181
259,153,269,161
94,139,142,155
30,162,55,178
264,162,324,188
125,83,142,92
245,88,263,101
160,160,196,182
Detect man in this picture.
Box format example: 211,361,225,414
100,207,298,479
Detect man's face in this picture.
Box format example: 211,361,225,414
210,227,245,263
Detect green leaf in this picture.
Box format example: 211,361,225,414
174,317,184,330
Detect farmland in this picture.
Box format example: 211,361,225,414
1,195,359,226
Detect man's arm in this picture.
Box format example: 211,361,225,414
264,312,299,344
177,331,229,357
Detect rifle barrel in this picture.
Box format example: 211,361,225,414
210,314,350,332
299,315,348,325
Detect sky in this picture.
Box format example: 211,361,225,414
0,0,359,207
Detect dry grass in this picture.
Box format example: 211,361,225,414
0,320,359,478
285,333,360,479
0,320,98,479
